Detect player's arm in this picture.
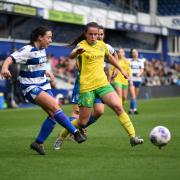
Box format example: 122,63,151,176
110,51,119,79
45,70,56,88
106,53,128,79
69,47,85,59
137,68,144,77
137,61,144,77
128,69,133,86
0,56,13,79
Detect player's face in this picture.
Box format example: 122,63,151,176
39,31,52,48
85,27,98,44
118,49,125,58
98,29,104,41
132,49,138,59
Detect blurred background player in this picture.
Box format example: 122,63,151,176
110,48,133,106
129,48,144,114
0,26,86,155
53,24,119,150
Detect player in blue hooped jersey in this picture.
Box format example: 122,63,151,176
0,26,86,155
129,49,144,114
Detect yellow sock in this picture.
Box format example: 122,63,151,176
119,98,122,106
60,119,80,139
122,97,126,105
118,112,135,138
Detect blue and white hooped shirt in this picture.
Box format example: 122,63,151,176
11,45,51,95
129,58,144,82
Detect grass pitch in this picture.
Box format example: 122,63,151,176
0,97,180,180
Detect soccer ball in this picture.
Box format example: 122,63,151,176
149,126,171,149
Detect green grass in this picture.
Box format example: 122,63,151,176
0,97,180,180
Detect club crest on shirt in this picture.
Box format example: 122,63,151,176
31,87,39,93
86,98,91,104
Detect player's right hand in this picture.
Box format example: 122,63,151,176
76,48,85,55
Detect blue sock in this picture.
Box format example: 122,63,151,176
54,110,77,134
83,115,96,128
36,117,56,144
130,99,137,110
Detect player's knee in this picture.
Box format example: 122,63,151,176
50,103,61,114
94,109,104,118
113,104,124,115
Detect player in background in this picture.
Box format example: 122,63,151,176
110,48,134,106
0,26,86,155
54,22,144,149
129,49,144,114
53,25,118,150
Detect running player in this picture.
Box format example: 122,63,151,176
0,27,86,155
53,25,118,150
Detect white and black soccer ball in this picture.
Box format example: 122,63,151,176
149,126,171,149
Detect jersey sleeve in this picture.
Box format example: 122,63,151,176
140,60,144,69
10,46,31,64
104,43,109,57
106,44,115,55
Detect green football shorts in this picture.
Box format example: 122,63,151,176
78,84,115,107
112,82,128,89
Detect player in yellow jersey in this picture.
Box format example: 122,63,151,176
54,22,144,149
110,48,135,106
53,25,118,149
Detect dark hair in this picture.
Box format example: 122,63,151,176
130,48,138,58
30,26,50,45
98,25,104,31
69,22,99,47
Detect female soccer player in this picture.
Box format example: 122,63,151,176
110,48,133,105
0,26,85,155
55,22,144,148
53,25,118,150
129,49,144,114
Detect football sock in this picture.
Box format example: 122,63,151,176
119,98,122,106
83,115,96,128
122,97,126,105
36,117,56,144
130,98,137,111
119,112,135,138
60,119,80,139
54,110,77,134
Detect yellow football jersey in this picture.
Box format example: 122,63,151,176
76,40,109,93
111,58,132,85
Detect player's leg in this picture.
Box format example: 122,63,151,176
53,103,80,150
100,85,143,146
82,99,104,128
28,89,85,155
129,84,137,114
122,85,128,105
54,91,94,149
70,104,80,120
112,82,123,105
133,82,141,114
